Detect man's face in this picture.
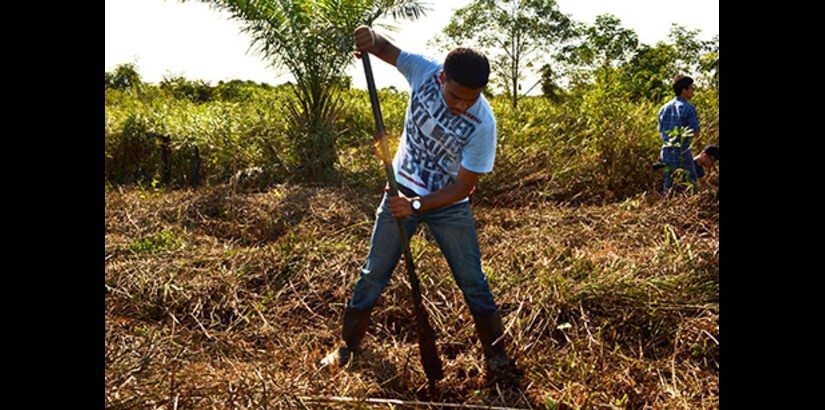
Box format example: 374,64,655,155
683,83,695,100
440,71,484,115
698,153,716,168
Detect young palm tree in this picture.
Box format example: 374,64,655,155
189,0,429,179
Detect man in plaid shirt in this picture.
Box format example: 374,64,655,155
658,74,701,195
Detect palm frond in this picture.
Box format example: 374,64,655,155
367,0,430,24
183,0,432,174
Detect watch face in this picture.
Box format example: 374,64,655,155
412,199,421,211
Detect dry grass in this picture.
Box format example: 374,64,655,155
105,183,718,409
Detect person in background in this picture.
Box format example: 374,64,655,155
653,143,718,189
657,74,701,195
693,144,718,187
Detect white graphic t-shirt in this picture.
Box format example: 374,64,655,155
394,51,497,203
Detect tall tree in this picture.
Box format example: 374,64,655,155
698,34,719,93
619,42,678,102
438,0,573,109
667,24,714,77
105,62,143,93
537,63,562,100
559,14,639,85
624,25,716,99
186,0,428,178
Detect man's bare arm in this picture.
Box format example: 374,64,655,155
353,25,402,67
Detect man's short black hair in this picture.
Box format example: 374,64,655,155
673,74,694,96
443,47,490,88
703,144,719,161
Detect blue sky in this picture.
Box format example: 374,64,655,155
105,0,719,90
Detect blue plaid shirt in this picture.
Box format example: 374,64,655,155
658,96,700,147
658,96,700,193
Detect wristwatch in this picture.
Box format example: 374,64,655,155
411,198,422,213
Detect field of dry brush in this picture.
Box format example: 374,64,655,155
105,183,718,409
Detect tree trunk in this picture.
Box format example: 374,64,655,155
192,146,200,188
146,133,171,186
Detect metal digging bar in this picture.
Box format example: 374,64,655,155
360,52,444,388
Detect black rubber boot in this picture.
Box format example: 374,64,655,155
472,310,516,377
320,306,372,367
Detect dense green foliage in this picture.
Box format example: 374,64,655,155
562,21,719,103
104,63,719,204
179,0,429,178
437,4,719,113
105,77,408,190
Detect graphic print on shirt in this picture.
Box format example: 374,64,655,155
399,74,478,193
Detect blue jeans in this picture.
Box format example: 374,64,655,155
348,193,499,317
661,147,697,194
